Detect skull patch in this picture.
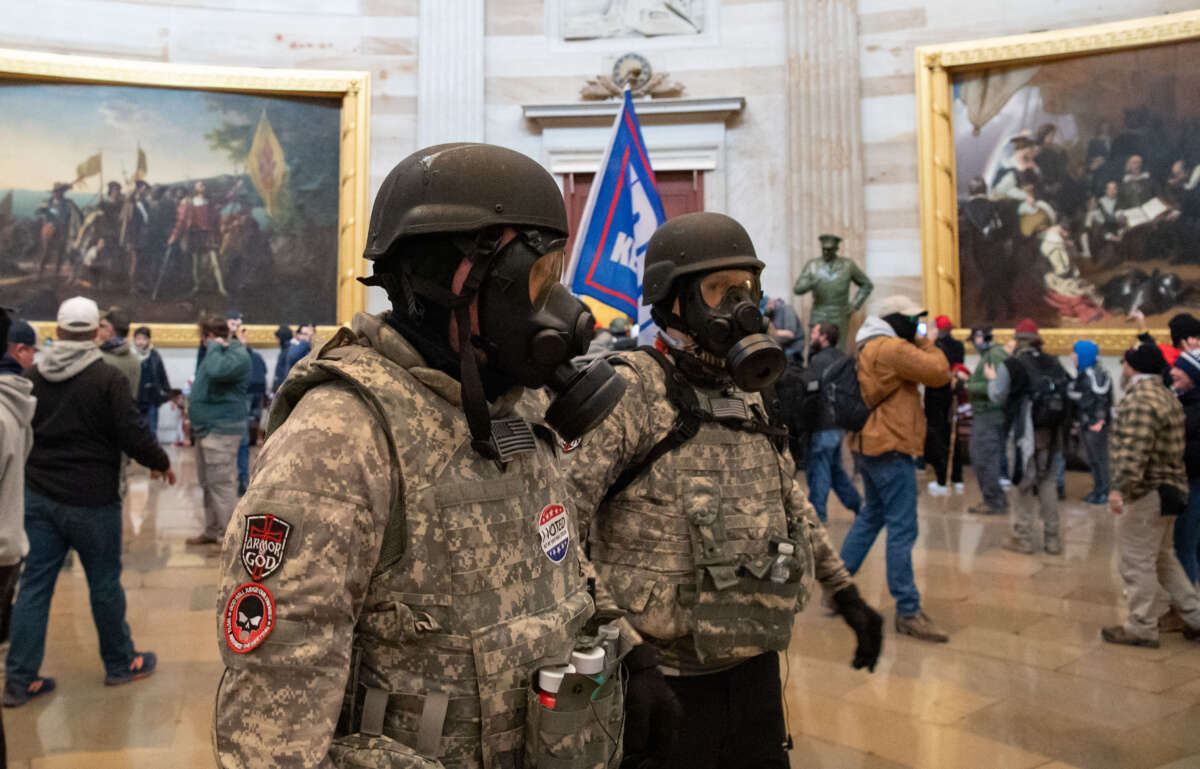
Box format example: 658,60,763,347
224,582,275,653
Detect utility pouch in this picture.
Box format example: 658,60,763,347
524,672,623,769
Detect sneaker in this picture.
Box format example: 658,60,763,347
1044,535,1062,555
953,483,965,494
185,534,219,546
1001,536,1035,555
927,482,949,497
967,504,1007,516
1101,626,1159,648
999,478,1012,491
896,612,949,643
2,677,55,708
106,651,157,686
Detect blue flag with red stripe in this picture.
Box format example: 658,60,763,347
565,90,665,327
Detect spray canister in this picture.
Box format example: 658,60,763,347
570,647,606,685
598,623,620,667
537,663,575,709
770,542,795,584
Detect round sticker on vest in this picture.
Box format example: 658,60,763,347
224,582,276,653
538,504,570,563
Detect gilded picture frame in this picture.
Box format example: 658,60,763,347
916,10,1200,354
0,48,369,347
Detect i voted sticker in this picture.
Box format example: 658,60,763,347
538,504,570,564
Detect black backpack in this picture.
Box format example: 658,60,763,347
819,355,872,432
1019,354,1071,428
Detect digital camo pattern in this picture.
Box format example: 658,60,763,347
214,313,599,769
564,349,852,673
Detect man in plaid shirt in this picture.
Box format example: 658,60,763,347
1104,341,1200,647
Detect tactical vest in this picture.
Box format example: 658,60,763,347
277,334,613,769
589,351,816,672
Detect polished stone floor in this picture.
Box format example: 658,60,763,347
3,446,1199,768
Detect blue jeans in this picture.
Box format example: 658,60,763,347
237,425,250,486
806,429,862,523
1175,478,1200,584
840,453,921,615
6,489,136,687
138,404,160,440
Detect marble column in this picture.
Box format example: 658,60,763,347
785,0,866,290
417,0,485,147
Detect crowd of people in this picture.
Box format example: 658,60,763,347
0,140,1199,769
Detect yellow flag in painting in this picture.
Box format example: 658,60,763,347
73,152,102,185
247,110,287,220
134,145,148,181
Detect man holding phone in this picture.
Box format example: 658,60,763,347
841,295,952,643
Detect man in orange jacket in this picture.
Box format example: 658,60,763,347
841,295,952,642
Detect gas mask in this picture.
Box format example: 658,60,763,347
665,274,786,391
476,231,626,444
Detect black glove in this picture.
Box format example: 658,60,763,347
832,584,883,672
619,644,683,769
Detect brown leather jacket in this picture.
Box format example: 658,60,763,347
853,325,950,457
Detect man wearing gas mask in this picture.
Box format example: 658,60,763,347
565,213,883,769
213,143,628,769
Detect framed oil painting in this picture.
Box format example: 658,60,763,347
0,48,369,346
917,10,1200,352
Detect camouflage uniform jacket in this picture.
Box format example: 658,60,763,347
213,313,596,769
564,349,852,674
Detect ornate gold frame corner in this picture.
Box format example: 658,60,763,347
915,10,1200,355
0,48,370,347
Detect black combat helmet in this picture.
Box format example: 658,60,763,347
642,212,764,305
363,143,568,260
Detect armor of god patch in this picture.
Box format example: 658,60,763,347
240,514,292,581
224,582,276,653
538,504,570,563
560,438,582,454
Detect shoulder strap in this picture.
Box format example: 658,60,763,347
603,347,702,502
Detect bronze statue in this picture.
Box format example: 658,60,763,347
793,234,873,351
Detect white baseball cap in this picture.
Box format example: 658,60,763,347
875,294,927,318
57,296,100,332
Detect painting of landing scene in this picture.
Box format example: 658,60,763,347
954,40,1200,330
0,83,340,324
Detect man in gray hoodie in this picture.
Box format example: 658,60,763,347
97,306,141,399
0,305,35,645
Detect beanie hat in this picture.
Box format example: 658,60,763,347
1124,341,1166,375
1168,313,1200,348
1015,318,1038,335
1175,351,1200,386
1073,340,1099,370
935,315,952,331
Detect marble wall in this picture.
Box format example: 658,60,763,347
856,0,1199,313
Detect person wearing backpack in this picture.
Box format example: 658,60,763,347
1067,340,1113,505
966,326,1011,515
840,295,952,643
803,322,862,523
986,318,1070,555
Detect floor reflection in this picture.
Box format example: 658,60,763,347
1,449,1197,768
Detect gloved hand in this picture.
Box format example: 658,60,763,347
619,644,683,769
832,584,883,672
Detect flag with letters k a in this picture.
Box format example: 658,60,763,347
565,89,666,324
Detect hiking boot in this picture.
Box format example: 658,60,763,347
1159,607,1185,633
1002,536,1035,555
106,651,157,686
896,612,949,643
185,534,219,546
1101,626,1159,648
967,504,1007,516
1044,535,1062,555
2,677,55,708
927,482,949,497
